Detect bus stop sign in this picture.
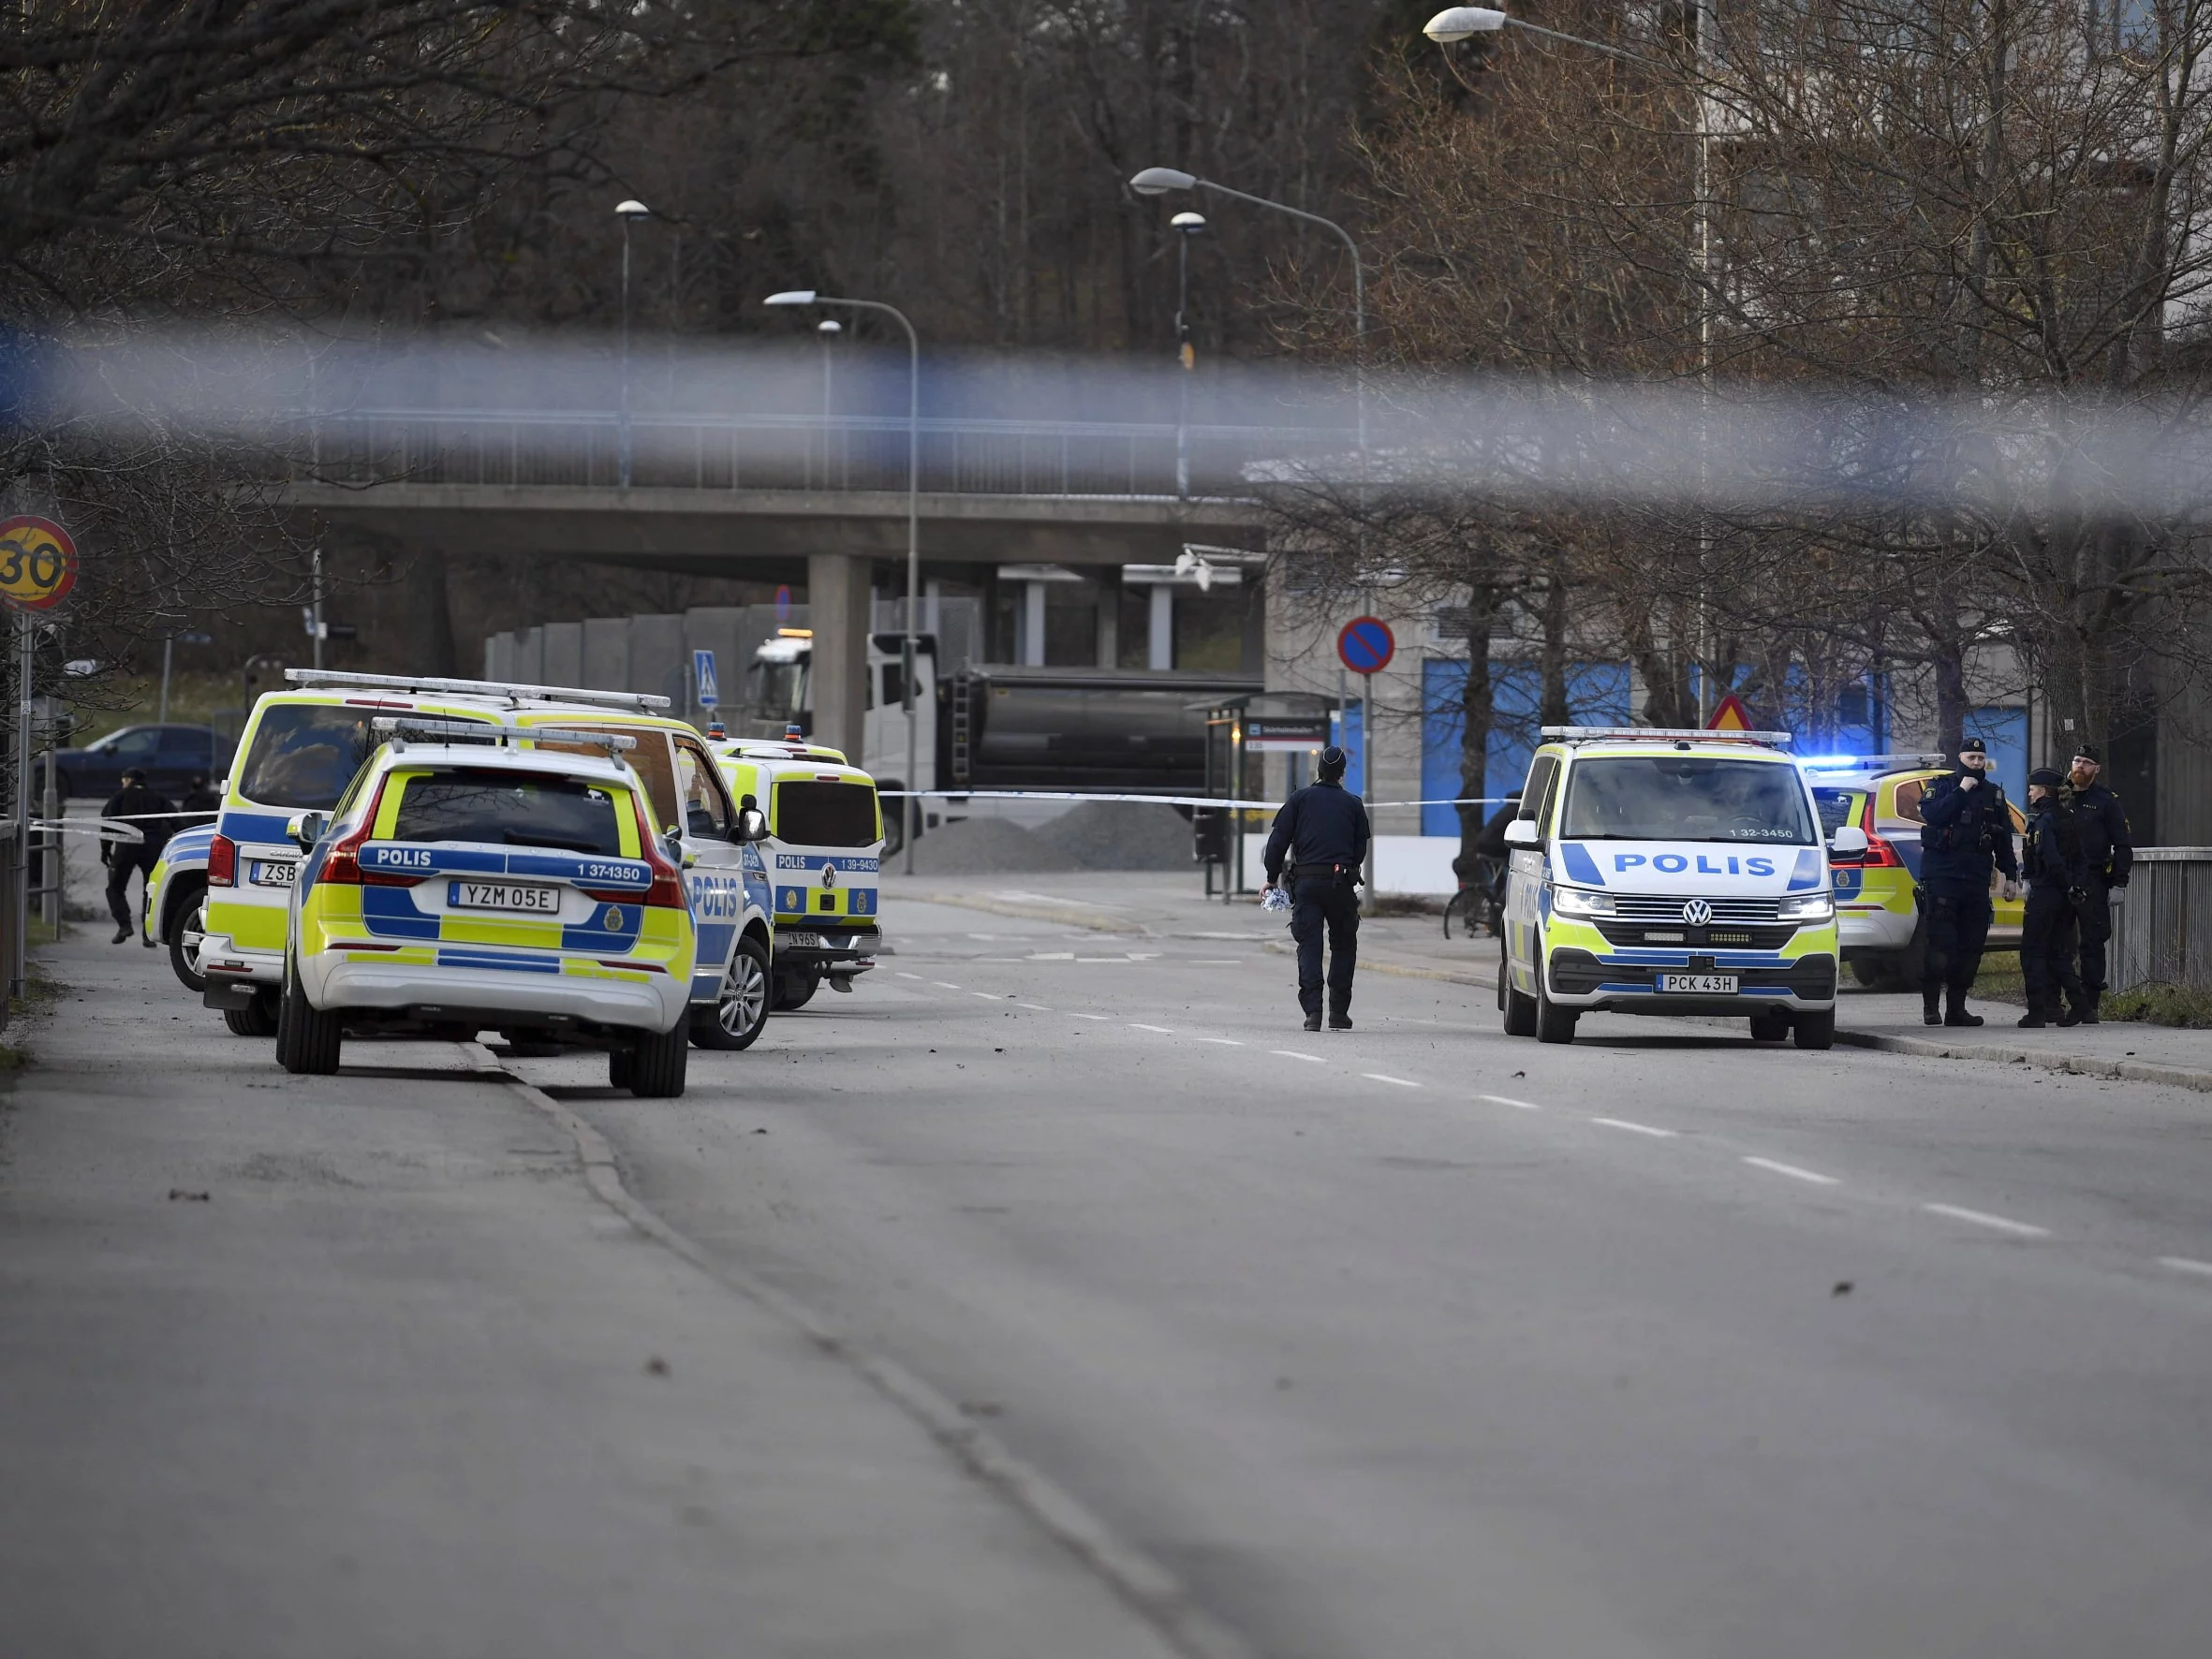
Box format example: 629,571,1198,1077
1337,616,1394,676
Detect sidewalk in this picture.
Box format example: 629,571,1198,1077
888,871,2212,1090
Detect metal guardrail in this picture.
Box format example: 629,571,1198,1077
285,409,1350,499
2108,848,2212,991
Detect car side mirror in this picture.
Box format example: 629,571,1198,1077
736,806,769,844
662,828,686,863
1828,825,1870,859
1504,817,1541,848
286,811,328,850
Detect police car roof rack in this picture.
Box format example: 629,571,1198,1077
1541,726,1794,747
371,716,639,754
1798,752,1948,772
287,668,671,712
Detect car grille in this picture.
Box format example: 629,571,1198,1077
1610,894,1785,922
1595,920,1803,949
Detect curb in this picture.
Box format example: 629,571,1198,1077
1833,1028,2212,1092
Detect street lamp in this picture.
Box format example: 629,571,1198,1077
615,198,651,488
1129,168,1365,471
1171,210,1205,497
817,317,843,487
763,289,922,874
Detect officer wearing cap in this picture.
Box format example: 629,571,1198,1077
2017,767,2088,1027
1917,737,2019,1026
1261,744,1371,1032
2064,743,2132,1020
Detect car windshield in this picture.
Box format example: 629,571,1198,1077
750,660,806,724
392,771,628,855
1811,786,1866,838
236,707,381,809
1560,756,1816,844
774,781,878,847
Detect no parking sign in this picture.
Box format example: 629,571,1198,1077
1337,616,1394,676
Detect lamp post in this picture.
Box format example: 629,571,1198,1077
1421,6,1716,718
817,317,843,489
764,289,922,874
615,199,651,488
1170,211,1205,498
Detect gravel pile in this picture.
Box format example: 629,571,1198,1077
1035,801,1194,871
907,815,1081,874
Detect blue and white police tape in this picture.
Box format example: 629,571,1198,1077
875,789,1513,811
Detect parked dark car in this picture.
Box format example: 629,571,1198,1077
52,724,234,805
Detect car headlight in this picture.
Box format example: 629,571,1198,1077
1549,885,1615,918
1778,891,1836,923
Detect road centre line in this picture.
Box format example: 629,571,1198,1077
1480,1094,1543,1111
1593,1117,1677,1138
1270,1050,1329,1064
1922,1203,2051,1239
1195,1037,1245,1047
1741,1156,1840,1187
971,991,1004,1000
1017,1003,1054,1012
1364,1074,1422,1088
1069,1012,1110,1020
896,972,922,979
2158,1256,2212,1279
1129,1023,1174,1034
932,981,963,990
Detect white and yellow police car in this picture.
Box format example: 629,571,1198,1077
1498,727,1861,1049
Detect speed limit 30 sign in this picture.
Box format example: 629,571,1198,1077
0,517,78,611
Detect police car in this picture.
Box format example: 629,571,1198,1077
276,722,763,1094
712,736,882,1010
1498,727,1856,1048
1801,755,2028,991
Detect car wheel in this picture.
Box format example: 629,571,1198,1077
1749,1010,1792,1042
223,988,279,1037
608,1046,636,1090
628,1022,689,1098
1793,1009,1836,1050
167,881,208,993
692,934,771,1050
773,970,821,1012
276,956,342,1075
881,794,906,859
1534,959,1578,1046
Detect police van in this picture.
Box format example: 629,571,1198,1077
1498,727,1861,1049
711,736,882,1010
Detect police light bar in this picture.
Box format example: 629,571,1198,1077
370,716,501,744
521,727,639,752
1799,753,1947,772
287,668,670,712
1541,725,1794,746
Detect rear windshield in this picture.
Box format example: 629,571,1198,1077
237,707,376,810
1811,786,1866,837
392,771,628,855
774,780,878,847
1560,756,1816,844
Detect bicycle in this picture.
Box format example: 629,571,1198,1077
1442,855,1507,941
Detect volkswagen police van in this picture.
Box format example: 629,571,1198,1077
276,723,741,1094
712,736,883,1010
1498,727,1861,1049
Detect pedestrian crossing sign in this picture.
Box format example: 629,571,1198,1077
1707,693,1753,732
694,649,719,709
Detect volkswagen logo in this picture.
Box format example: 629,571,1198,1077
1682,899,1713,927
820,862,838,888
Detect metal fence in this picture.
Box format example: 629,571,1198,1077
287,410,1349,499
2108,848,2212,991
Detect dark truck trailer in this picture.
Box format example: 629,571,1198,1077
939,665,1261,795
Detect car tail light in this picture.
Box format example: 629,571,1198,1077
629,797,688,909
317,782,418,886
207,834,237,887
1859,830,1906,869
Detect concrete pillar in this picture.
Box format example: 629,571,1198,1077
1148,584,1174,670
1095,570,1120,668
808,551,872,761
1022,581,1047,667
924,578,942,638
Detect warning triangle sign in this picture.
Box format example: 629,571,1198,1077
1707,693,1754,732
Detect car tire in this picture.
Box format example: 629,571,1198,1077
773,970,821,1012
628,1022,689,1098
692,934,771,1050
223,989,279,1037
1749,1010,1792,1042
881,791,906,859
1793,1009,1836,1050
275,956,343,1075
608,1046,636,1090
166,880,208,993
1534,959,1578,1045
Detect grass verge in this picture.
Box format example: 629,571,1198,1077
2103,982,2212,1028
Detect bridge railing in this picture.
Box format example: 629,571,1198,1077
285,410,1351,499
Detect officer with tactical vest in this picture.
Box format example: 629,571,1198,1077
2065,743,2132,1022
1261,744,1371,1032
1917,737,2019,1027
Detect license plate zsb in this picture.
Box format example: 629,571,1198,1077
450,881,559,914
250,860,296,888
1659,973,1739,994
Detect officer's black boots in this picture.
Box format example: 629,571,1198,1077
110,923,130,945
2018,1003,2047,1028
1923,991,1943,1026
2080,991,2101,1025
1944,989,1984,1027
2057,1000,2083,1028
1303,1014,1322,1033
1329,1013,1353,1031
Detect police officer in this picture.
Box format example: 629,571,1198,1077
1917,737,2020,1027
100,767,176,946
2017,767,2087,1028
1261,744,1371,1032
178,771,222,830
2066,742,2132,1022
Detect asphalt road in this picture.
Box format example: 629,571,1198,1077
9,886,2212,1657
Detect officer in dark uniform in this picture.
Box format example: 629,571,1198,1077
1261,744,1371,1032
2017,767,2087,1028
2066,743,2132,1022
1916,737,2019,1026
100,767,176,946
178,771,222,830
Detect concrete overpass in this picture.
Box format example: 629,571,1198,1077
276,409,1312,753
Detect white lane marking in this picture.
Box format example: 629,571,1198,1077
932,981,963,990
1480,1094,1543,1111
1190,959,1242,965
971,991,1003,1000
1923,1203,2051,1239
1742,1155,1839,1187
1028,951,1075,961
1364,1073,1422,1088
2158,1256,2212,1279
1593,1117,1677,1138
1069,1012,1110,1020
1017,1003,1054,1012
1195,1037,1245,1047
1270,1050,1328,1064
896,972,923,980
1129,1023,1174,1034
